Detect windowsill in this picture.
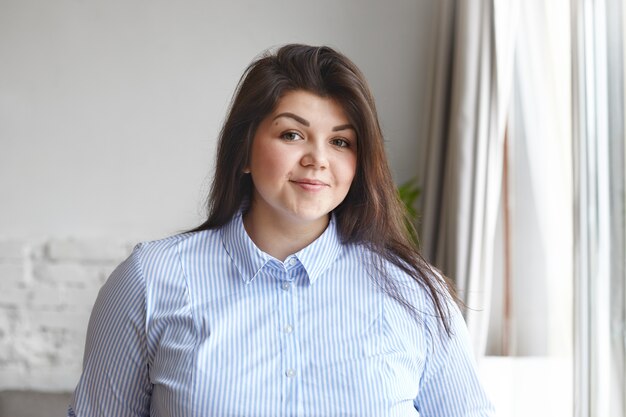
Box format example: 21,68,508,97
479,356,573,417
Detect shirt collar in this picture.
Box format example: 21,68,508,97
295,215,343,284
221,210,343,285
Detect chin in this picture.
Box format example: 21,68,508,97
287,210,330,224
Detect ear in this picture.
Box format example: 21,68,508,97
243,167,251,174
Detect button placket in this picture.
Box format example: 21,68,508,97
278,264,301,413
280,280,297,380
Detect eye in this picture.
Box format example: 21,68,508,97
280,131,303,141
330,138,350,148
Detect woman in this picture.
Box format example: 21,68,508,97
69,44,494,416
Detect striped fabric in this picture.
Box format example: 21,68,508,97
69,211,495,416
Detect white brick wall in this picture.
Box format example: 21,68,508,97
0,239,133,392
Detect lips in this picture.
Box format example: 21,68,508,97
290,178,329,191
293,178,328,186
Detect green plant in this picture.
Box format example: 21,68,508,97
397,177,421,246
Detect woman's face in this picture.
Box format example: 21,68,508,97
245,89,357,231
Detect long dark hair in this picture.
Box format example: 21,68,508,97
192,44,458,334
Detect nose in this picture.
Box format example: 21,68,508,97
300,142,328,169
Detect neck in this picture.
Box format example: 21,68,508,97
243,205,329,261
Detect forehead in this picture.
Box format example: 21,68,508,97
270,90,350,122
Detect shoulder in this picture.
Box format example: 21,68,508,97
349,243,457,325
135,228,220,255
101,229,224,300
324,238,429,306
132,228,222,269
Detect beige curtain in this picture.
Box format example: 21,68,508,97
418,0,516,356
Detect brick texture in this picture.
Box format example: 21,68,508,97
0,239,132,392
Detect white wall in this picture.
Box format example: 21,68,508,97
1,0,437,241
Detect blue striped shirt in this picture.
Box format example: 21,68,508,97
69,211,494,416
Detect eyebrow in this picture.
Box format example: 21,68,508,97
273,112,309,126
332,124,354,132
273,112,355,132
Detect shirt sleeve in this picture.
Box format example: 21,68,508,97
414,302,496,417
68,244,152,417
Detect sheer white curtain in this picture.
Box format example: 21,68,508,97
572,0,625,415
418,0,515,355
487,0,573,357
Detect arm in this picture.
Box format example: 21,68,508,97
69,245,152,417
414,303,495,417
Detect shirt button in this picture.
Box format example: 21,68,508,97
285,368,296,378
288,258,297,266
283,324,293,334
281,282,291,291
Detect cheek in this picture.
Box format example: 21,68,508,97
339,156,357,185
250,145,293,180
